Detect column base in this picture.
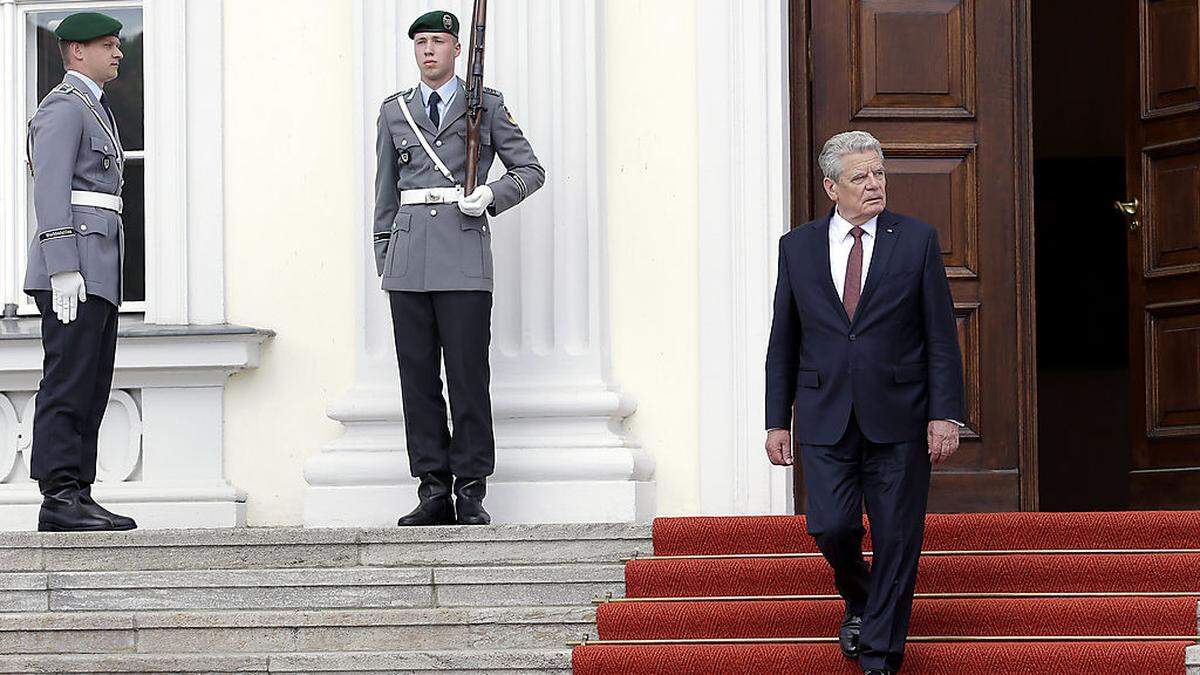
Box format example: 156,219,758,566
305,479,655,527
0,483,246,531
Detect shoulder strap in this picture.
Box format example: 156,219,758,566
394,96,458,186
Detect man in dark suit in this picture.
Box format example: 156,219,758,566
764,131,964,674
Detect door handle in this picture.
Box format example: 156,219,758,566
1114,198,1139,231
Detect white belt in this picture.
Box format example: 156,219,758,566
400,187,464,205
71,190,123,214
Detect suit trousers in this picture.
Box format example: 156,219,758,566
388,291,495,479
30,291,119,491
799,411,931,672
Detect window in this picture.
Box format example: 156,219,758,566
5,2,145,313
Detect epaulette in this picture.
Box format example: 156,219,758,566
384,88,414,104
51,82,77,96
483,86,502,97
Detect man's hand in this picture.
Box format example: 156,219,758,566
458,185,494,217
927,420,960,465
50,271,87,324
765,428,793,466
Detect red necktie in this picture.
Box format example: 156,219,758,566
843,226,865,319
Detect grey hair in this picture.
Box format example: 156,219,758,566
818,131,883,182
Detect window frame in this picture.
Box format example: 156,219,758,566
1,0,226,325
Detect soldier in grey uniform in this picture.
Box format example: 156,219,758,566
22,12,136,532
375,10,545,525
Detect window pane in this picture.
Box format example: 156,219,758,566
30,8,144,149
121,160,145,302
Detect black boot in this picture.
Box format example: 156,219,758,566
37,481,121,532
453,477,491,525
77,483,137,530
397,473,456,526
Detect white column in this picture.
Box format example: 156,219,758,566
304,0,653,526
696,0,794,515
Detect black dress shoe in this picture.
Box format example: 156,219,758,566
37,483,128,532
77,483,137,530
839,610,863,658
453,477,490,525
397,473,456,526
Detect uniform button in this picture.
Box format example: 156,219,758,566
80,225,88,231
402,139,408,146
430,209,438,216
849,334,856,341
435,140,443,147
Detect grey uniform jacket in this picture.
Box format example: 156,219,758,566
24,73,126,308
374,79,545,292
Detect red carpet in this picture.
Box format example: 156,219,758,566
573,511,1200,673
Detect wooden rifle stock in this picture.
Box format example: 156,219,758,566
464,0,488,194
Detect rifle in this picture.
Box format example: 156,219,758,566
464,0,488,194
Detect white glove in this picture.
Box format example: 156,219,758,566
458,185,494,218
50,271,87,324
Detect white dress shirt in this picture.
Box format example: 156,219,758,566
829,208,878,300
66,70,104,100
419,77,459,130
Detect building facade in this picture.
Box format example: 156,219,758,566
1,0,1196,528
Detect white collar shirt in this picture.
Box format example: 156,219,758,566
829,209,879,300
419,78,459,130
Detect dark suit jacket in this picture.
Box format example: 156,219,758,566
765,209,964,445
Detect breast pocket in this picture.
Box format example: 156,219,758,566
89,136,118,184
384,214,412,278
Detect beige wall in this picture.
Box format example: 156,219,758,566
222,0,357,525
604,1,702,516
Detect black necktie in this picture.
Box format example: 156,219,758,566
428,91,441,128
99,93,115,128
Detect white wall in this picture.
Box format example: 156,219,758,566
604,0,702,516
222,0,357,525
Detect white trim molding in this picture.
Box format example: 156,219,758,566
696,0,794,516
304,0,653,527
143,0,225,325
0,322,271,530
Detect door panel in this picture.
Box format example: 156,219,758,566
1124,0,1200,508
804,0,1025,511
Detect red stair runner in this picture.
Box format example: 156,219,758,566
573,511,1200,674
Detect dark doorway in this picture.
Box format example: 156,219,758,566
1033,0,1130,510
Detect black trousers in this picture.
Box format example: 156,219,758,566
30,291,119,490
799,411,931,672
388,291,494,479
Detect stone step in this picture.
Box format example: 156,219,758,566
0,607,598,654
0,523,651,572
0,649,571,673
0,564,625,612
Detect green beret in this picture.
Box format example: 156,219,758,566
54,12,122,42
408,10,459,39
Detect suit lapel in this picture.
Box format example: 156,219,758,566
436,78,468,139
406,85,438,137
851,210,902,326
809,212,850,327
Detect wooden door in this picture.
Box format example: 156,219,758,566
800,0,1033,511
1121,0,1200,508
